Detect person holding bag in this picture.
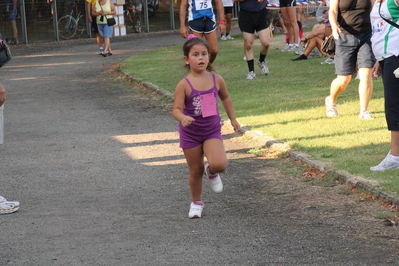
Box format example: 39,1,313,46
369,0,399,171
92,0,116,57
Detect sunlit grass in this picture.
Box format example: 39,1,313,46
121,29,399,195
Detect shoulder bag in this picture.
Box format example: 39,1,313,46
321,35,335,56
99,3,116,26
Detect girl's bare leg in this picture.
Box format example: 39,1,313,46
183,145,205,202
203,138,227,175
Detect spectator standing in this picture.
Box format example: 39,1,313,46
369,0,399,171
179,0,226,63
279,0,300,52
324,0,375,119
0,82,20,214
87,0,104,55
7,0,19,44
172,37,240,218
297,0,306,29
221,0,235,40
236,0,271,80
92,0,116,57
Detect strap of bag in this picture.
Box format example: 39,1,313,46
99,1,112,20
379,0,399,29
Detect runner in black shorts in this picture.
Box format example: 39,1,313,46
279,0,300,52
221,0,234,40
237,0,270,79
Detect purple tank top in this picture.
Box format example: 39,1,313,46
179,73,221,136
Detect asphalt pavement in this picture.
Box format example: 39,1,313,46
1,30,399,265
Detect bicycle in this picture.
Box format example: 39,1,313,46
58,3,87,39
124,0,143,33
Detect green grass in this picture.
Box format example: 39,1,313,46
120,29,399,195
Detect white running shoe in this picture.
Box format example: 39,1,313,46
243,54,247,60
281,45,291,52
370,151,399,171
205,162,223,193
359,111,374,119
220,35,227,40
0,195,20,214
257,60,269,75
226,35,234,40
321,57,335,65
325,96,338,117
246,71,256,80
189,202,204,218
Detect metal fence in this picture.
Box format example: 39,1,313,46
0,0,180,44
0,0,321,44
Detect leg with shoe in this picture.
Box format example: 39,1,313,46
221,4,234,40
184,139,226,218
239,7,270,79
325,35,374,118
371,58,399,171
370,131,399,171
325,75,351,117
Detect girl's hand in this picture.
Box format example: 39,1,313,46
181,115,195,127
231,120,241,132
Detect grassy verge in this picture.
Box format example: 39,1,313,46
120,29,399,196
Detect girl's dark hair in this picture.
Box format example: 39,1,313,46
183,37,214,72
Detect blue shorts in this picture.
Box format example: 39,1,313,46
97,24,113,38
189,17,216,34
334,32,375,76
8,9,17,21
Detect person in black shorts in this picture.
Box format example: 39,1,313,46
279,0,300,52
221,0,234,40
236,0,270,79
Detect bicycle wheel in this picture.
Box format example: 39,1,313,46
58,16,77,40
76,15,87,38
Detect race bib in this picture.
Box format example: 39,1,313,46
195,0,211,11
200,93,217,118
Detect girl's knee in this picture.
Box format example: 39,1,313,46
209,161,227,174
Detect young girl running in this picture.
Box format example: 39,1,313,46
173,36,240,219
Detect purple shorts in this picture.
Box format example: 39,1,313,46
179,127,222,149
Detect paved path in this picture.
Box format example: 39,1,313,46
1,31,398,265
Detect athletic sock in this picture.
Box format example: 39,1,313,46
247,59,255,72
259,54,266,62
193,201,204,206
206,165,218,179
392,154,399,162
